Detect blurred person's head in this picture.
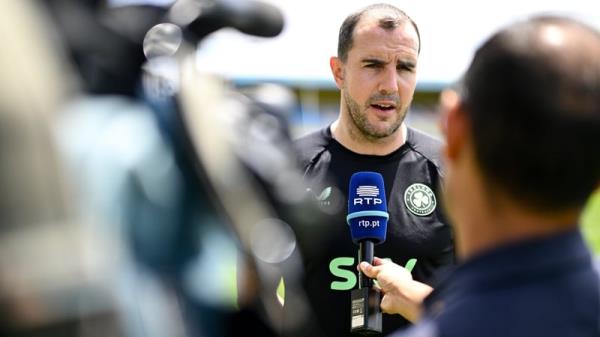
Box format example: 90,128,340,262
440,16,600,258
330,4,420,146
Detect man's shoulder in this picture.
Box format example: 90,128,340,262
406,127,444,173
293,127,331,167
294,127,330,149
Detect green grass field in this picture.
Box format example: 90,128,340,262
582,190,600,254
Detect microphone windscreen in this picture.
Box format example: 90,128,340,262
221,0,284,38
347,172,388,244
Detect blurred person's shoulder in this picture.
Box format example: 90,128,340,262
406,127,444,173
387,319,440,337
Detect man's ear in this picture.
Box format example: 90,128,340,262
330,57,344,89
439,89,467,162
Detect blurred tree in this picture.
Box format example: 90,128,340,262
582,190,600,254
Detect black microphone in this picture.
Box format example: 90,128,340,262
219,0,284,37
347,172,389,334
186,0,284,40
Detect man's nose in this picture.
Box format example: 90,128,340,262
378,67,399,95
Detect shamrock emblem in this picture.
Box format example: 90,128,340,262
412,191,430,208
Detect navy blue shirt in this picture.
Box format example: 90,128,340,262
392,229,600,337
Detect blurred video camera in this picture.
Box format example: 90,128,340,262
1,0,326,336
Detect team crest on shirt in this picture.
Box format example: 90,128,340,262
404,183,437,216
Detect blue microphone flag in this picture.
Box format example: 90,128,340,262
347,172,388,244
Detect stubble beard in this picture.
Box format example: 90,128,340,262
343,89,406,141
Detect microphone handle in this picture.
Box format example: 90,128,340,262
358,240,374,289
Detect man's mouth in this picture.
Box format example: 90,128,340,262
370,103,396,112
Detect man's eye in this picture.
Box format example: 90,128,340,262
398,64,415,72
365,63,380,68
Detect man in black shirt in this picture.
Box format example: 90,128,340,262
290,4,455,336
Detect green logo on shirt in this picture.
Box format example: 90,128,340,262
329,257,417,290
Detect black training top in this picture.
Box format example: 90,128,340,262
288,126,455,337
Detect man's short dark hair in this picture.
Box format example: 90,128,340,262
461,16,600,212
337,3,421,62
